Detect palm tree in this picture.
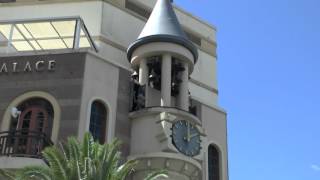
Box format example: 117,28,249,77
0,132,167,180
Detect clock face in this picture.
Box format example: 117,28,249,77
172,120,201,157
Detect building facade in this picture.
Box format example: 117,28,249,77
0,0,228,180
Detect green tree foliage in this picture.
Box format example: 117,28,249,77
0,133,167,180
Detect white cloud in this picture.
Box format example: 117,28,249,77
311,164,320,171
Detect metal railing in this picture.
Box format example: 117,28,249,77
0,129,53,158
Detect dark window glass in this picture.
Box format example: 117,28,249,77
37,112,45,132
208,144,220,180
89,101,107,144
21,111,31,130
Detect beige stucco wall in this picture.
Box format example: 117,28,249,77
78,53,120,142
189,84,218,108
101,1,145,48
201,105,228,180
191,51,218,90
130,114,162,155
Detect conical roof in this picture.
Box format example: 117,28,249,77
127,0,198,62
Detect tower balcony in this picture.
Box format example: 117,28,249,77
0,129,53,159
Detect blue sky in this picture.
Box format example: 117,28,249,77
175,0,320,179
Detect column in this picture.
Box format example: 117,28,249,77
138,58,148,108
161,53,172,107
139,58,148,85
178,62,189,111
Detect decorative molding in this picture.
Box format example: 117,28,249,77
189,78,219,94
94,35,126,52
87,50,132,72
190,95,227,115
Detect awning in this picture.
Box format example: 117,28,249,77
0,17,97,53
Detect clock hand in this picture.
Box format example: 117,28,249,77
187,122,191,142
190,133,199,139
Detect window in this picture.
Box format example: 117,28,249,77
8,98,53,155
10,98,54,137
19,107,48,133
208,144,220,180
89,101,107,144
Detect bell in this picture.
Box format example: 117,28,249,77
131,71,138,79
149,70,157,81
149,74,156,81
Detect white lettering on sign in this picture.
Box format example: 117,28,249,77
0,60,56,75
24,62,32,72
12,62,18,73
48,60,56,71
35,61,44,72
0,63,8,73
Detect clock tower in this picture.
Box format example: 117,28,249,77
0,0,227,179
127,0,207,179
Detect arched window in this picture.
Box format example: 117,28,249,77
89,101,107,144
208,144,220,180
8,98,54,155
19,107,49,133
10,98,54,137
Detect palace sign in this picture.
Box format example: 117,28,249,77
0,60,56,74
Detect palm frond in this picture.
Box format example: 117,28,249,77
15,165,52,180
67,137,81,163
66,137,82,179
42,146,68,180
114,159,138,180
0,132,169,180
82,132,94,160
0,169,16,180
143,170,168,180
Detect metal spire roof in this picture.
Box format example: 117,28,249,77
127,0,198,62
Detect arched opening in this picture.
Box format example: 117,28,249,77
89,101,107,144
1,91,61,144
208,144,220,180
10,98,54,137
3,98,54,157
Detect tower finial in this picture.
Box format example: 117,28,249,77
127,0,198,62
